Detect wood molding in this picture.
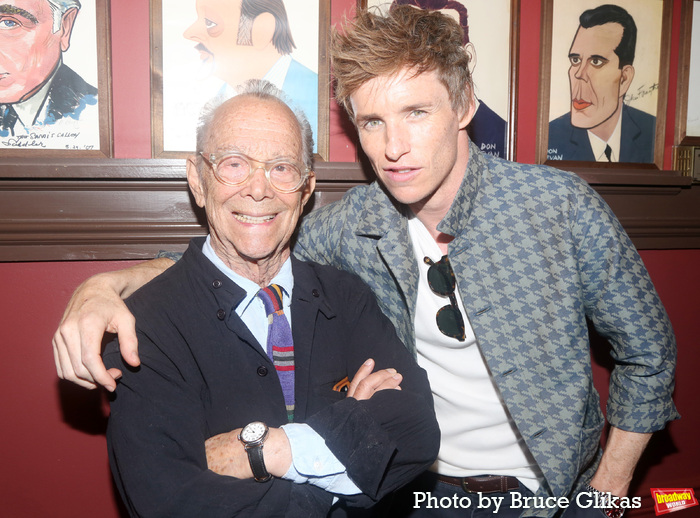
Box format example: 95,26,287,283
0,160,698,261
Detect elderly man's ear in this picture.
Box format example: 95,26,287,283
187,155,207,209
301,174,316,208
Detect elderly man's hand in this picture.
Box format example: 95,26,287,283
346,358,403,400
206,428,291,479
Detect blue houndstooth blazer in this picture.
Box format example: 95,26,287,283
294,141,678,513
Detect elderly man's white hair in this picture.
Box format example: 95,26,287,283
46,0,81,33
196,80,314,171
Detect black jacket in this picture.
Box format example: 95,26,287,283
105,237,439,517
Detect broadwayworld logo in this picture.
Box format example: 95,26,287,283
651,488,698,515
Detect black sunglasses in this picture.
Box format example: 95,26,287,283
424,256,466,341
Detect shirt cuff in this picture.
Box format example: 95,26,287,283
281,423,361,495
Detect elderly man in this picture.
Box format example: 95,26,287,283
102,81,438,517
0,0,97,139
55,6,677,517
547,4,655,163
183,0,318,146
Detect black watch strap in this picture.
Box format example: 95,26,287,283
246,444,272,482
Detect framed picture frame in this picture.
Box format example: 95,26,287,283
361,0,519,161
537,0,671,169
0,0,112,158
675,0,700,146
150,0,330,161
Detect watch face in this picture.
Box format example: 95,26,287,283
241,422,266,443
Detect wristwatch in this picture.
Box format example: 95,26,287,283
585,484,625,518
239,421,272,482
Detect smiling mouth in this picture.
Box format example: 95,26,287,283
572,99,592,111
234,213,275,224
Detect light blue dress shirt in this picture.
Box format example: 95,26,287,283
202,237,360,495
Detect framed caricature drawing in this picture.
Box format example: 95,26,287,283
151,0,330,160
0,0,112,156
537,0,671,169
363,0,519,160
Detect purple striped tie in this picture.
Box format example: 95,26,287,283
257,284,295,422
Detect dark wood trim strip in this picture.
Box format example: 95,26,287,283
1,163,698,261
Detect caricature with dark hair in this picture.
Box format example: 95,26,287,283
392,0,507,158
184,0,318,145
548,4,655,163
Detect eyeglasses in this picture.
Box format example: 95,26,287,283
424,255,465,341
200,151,313,194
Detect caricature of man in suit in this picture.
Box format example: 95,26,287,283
0,0,97,138
183,0,318,146
548,4,655,163
393,0,508,158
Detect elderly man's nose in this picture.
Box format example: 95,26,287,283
246,168,274,199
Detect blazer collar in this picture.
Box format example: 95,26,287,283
289,256,335,319
438,139,484,239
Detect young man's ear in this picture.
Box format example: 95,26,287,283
457,90,477,131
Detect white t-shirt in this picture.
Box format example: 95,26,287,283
407,215,543,493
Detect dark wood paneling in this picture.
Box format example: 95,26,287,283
0,160,698,261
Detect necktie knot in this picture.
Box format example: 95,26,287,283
257,284,285,317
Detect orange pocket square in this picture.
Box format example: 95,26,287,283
332,377,350,392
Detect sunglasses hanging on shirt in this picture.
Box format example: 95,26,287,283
424,255,466,341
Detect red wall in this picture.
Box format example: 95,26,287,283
0,1,697,517
1,250,697,518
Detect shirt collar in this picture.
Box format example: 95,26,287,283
202,235,294,313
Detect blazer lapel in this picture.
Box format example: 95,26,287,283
354,184,419,351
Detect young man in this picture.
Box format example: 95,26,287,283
55,6,677,517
